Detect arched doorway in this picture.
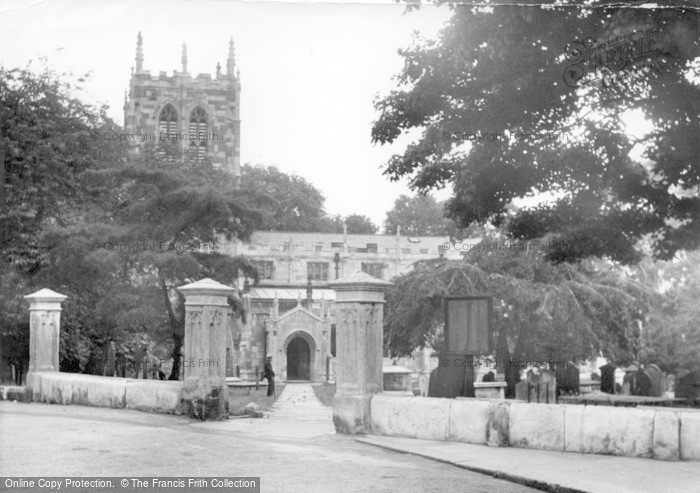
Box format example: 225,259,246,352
287,336,311,380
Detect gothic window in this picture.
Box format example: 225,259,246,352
158,104,178,138
189,106,208,162
307,262,329,281
252,260,274,280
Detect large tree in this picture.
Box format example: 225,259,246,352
238,164,329,232
384,230,659,394
372,5,699,264
383,193,463,236
74,143,260,379
0,64,122,273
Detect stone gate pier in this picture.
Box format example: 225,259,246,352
177,278,235,420
24,288,67,401
329,272,391,434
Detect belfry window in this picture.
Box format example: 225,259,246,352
189,107,208,162
158,104,178,139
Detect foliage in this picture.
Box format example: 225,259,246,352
641,252,700,373
0,64,122,273
372,6,700,264
383,193,464,237
326,213,379,234
238,164,329,232
383,230,660,393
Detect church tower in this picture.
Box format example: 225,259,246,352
123,33,241,177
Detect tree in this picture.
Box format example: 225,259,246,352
383,193,463,236
0,64,123,273
372,6,700,264
640,252,700,374
325,213,379,234
238,164,329,232
383,230,659,395
75,144,260,379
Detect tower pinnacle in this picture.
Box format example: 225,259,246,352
135,32,143,73
181,43,188,73
227,37,235,77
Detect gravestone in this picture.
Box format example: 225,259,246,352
599,363,616,394
133,343,147,379
514,380,531,402
514,370,557,403
664,373,676,396
635,367,652,396
645,364,663,397
676,369,700,400
555,362,579,395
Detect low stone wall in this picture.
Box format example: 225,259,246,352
27,372,182,414
370,395,700,461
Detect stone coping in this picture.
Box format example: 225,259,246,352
368,394,700,461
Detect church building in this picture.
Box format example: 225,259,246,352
123,33,241,176
123,35,460,383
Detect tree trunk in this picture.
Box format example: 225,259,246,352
169,331,183,380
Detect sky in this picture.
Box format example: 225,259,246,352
0,0,453,228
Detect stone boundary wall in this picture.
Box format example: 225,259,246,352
23,372,183,414
370,395,700,461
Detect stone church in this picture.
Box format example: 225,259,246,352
123,35,460,383
123,33,241,176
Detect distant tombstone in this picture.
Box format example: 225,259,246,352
645,364,663,397
664,374,676,395
676,369,700,400
555,362,579,395
133,343,147,379
103,341,115,377
514,370,556,403
514,380,531,401
428,364,469,398
635,368,652,396
599,364,616,394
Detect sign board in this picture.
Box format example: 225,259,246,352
444,296,493,355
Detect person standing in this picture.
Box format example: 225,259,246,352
263,355,275,397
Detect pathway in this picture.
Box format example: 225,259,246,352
268,383,333,421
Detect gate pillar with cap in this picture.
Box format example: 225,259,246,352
329,272,391,435
177,278,235,420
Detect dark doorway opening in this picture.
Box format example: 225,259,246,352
287,337,311,380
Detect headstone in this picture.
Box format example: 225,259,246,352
676,369,700,400
555,362,579,395
645,364,663,397
599,364,616,394
104,341,116,376
622,365,637,395
514,369,556,403
514,380,531,402
664,374,676,396
635,367,652,396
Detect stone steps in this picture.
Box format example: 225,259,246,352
269,384,333,421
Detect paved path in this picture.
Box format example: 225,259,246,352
0,402,535,493
358,435,700,493
268,383,333,421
